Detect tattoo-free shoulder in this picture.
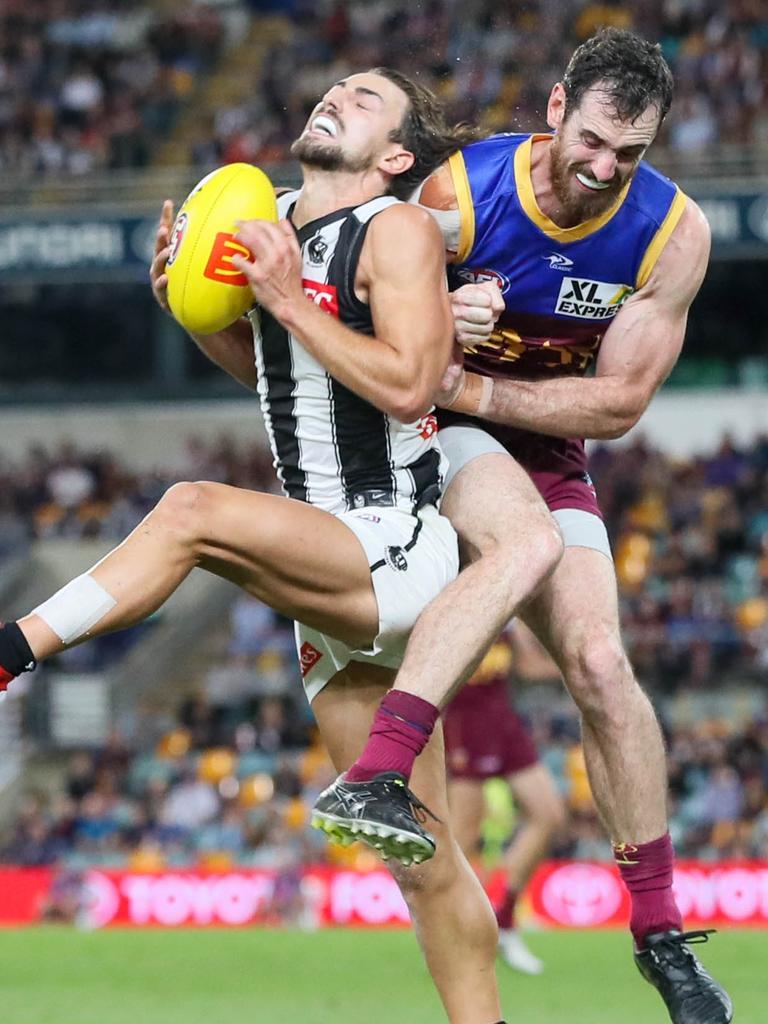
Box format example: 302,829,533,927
418,163,459,212
641,195,711,300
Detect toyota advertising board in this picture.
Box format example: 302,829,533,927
2,862,768,929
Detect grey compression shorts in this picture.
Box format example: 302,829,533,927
439,422,613,562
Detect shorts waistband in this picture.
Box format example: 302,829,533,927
349,486,440,511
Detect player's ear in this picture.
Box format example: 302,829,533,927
380,146,415,178
547,82,567,131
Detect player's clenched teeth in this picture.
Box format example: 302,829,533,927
310,115,339,138
575,172,612,190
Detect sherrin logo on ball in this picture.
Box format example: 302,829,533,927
165,163,277,335
166,212,188,267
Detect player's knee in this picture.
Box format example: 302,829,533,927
539,790,567,836
529,513,564,581
388,840,460,903
390,839,499,947
152,481,209,544
493,510,563,587
520,778,567,836
562,633,635,725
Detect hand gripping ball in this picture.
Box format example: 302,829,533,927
165,163,278,335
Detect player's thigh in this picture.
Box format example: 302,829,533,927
441,450,553,562
507,762,564,828
189,483,378,646
447,777,486,856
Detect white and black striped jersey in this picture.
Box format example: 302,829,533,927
247,190,446,517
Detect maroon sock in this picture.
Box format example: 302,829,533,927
344,690,439,783
495,886,518,931
614,832,683,947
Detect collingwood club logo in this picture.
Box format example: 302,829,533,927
384,546,408,572
308,234,329,265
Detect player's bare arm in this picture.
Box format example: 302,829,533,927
443,199,711,438
150,198,257,390
234,204,454,422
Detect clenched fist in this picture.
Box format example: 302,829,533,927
450,281,505,345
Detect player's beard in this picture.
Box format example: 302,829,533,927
291,135,374,174
549,138,629,224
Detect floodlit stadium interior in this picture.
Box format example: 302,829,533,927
0,2,766,1020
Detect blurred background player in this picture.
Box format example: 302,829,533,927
444,627,566,975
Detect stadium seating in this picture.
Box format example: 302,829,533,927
1,428,766,873
5,1,767,180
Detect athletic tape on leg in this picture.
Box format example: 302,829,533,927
33,574,117,644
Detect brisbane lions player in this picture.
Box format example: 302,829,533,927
324,30,731,1024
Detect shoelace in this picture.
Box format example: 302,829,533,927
379,775,442,826
397,781,442,827
649,929,717,980
656,929,716,953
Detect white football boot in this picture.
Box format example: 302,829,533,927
498,929,544,975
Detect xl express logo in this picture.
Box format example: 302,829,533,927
555,277,633,320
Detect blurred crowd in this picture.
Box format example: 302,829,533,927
0,429,766,874
3,1,766,180
593,433,768,688
532,700,768,862
0,0,227,177
0,436,275,556
3,641,767,873
2,431,765,685
202,0,768,169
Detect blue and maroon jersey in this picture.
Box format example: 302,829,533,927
444,635,539,778
441,133,687,514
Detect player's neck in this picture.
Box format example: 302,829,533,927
293,167,389,228
529,136,576,229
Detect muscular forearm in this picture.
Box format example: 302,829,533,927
282,300,434,422
189,320,256,391
455,372,644,440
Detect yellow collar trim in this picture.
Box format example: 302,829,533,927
514,134,631,243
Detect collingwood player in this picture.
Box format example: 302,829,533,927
0,70,549,1024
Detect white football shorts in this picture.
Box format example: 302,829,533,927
296,504,459,703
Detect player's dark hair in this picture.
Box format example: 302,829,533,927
562,28,674,125
370,67,483,199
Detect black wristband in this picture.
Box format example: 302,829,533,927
0,622,37,676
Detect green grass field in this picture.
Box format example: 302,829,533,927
0,927,760,1024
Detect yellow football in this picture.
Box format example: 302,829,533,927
165,162,278,335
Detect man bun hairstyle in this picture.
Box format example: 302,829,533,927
370,67,483,199
562,27,674,125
